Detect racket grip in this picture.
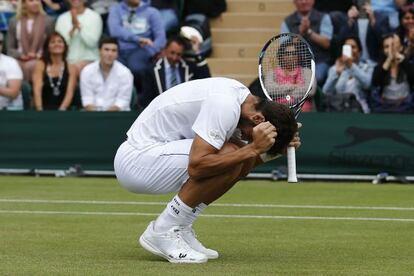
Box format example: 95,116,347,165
287,146,298,183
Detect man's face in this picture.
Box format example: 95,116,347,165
100,43,118,67
165,42,184,66
293,0,314,14
127,0,140,7
238,95,265,141
69,0,85,9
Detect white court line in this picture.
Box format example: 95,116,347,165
0,209,413,222
0,198,414,211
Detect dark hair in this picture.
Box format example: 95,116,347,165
41,32,68,65
99,36,119,49
277,38,298,67
341,35,362,52
256,99,298,155
166,36,187,49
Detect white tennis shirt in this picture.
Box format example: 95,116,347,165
127,77,250,152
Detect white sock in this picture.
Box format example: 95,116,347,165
153,195,197,232
194,203,208,216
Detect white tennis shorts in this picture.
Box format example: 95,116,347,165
114,140,192,194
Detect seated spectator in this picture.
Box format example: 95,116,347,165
32,31,77,110
370,33,414,112
280,0,333,86
151,0,179,33
140,36,210,107
180,13,212,58
263,38,316,112
107,0,166,92
87,0,118,34
41,0,68,17
7,0,54,81
339,4,391,62
0,0,16,32
322,36,374,113
397,5,414,61
55,0,102,73
0,32,23,110
370,0,401,29
80,37,133,111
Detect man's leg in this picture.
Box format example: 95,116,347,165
150,143,257,259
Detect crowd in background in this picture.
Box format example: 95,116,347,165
276,0,414,113
0,0,220,111
0,0,413,113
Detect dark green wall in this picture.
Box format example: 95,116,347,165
1,111,413,175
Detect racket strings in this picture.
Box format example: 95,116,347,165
261,34,313,106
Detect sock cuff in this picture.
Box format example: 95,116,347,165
196,203,208,214
172,195,197,215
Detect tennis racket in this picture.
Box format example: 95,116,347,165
258,33,315,183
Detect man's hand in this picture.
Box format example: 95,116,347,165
139,38,154,47
299,17,310,35
251,122,277,154
335,57,345,74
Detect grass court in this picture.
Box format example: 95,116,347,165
1,176,413,275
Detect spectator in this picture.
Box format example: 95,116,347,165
322,35,374,113
140,36,210,107
41,0,68,17
80,37,133,111
0,0,16,32
180,13,212,59
339,4,391,62
108,0,166,92
397,5,414,61
281,0,333,86
7,0,54,81
370,0,402,29
32,31,77,110
151,0,179,33
0,32,23,110
55,0,102,73
370,33,414,112
263,38,316,112
87,0,118,34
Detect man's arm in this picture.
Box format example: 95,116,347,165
188,122,276,180
0,79,21,99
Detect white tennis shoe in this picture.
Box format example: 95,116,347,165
180,225,219,259
139,221,208,264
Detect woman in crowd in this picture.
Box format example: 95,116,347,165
7,0,54,81
397,5,414,60
32,31,77,110
370,33,414,112
264,39,315,112
322,35,374,113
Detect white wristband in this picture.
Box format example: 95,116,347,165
259,152,282,163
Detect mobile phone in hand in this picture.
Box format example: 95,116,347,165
342,45,352,58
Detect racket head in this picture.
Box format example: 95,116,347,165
258,33,315,117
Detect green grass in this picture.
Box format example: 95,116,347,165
1,176,414,275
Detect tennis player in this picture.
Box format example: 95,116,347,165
114,77,301,263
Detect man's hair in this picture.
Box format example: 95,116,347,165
341,35,362,52
166,36,187,49
99,37,119,49
256,99,298,155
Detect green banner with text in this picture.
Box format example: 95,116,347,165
0,112,413,176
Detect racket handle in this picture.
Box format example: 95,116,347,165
287,146,298,183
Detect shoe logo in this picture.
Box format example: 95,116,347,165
178,253,187,259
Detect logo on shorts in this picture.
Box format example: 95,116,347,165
209,130,221,140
